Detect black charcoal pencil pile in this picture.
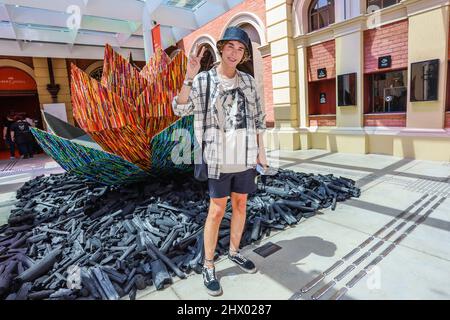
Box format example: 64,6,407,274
0,169,360,300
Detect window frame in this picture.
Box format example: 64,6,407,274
368,69,408,113
366,0,401,11
337,72,357,107
410,59,440,102
89,67,103,82
308,0,335,33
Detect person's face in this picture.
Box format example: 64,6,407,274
221,40,246,69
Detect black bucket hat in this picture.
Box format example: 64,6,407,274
217,26,252,57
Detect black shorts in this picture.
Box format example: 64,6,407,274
208,168,257,199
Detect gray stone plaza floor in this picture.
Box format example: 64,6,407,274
0,150,449,300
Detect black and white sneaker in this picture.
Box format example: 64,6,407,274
202,266,222,296
228,251,257,273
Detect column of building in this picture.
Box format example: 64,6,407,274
397,0,450,160
265,0,301,150
32,58,74,125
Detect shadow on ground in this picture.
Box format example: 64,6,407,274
216,235,353,300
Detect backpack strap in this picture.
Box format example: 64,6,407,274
201,72,211,150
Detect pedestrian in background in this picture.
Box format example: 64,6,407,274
2,112,16,159
11,114,34,159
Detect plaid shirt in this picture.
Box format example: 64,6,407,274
172,66,266,179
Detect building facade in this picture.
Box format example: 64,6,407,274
265,0,450,161
2,0,449,162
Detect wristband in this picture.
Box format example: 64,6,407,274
183,79,193,87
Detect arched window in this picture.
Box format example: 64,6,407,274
198,44,216,72
367,0,401,11
89,67,103,82
309,0,335,32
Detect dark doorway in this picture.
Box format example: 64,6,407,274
0,67,43,159
0,93,43,159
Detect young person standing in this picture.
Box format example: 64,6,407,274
172,27,267,296
2,113,16,159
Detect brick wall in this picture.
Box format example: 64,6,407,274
179,0,266,54
447,62,450,112
307,40,336,119
307,40,336,82
263,55,274,125
364,20,408,73
309,115,336,127
364,113,406,127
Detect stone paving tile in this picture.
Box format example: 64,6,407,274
393,160,450,178
0,151,448,300
339,244,450,300
133,286,181,300
311,153,404,170
267,149,331,161
398,197,450,261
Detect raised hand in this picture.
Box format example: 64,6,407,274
186,44,205,80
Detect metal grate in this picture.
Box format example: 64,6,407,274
253,242,282,258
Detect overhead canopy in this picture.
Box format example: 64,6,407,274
0,0,244,60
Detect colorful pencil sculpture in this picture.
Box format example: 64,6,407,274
32,45,195,185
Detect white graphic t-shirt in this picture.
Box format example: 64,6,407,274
216,72,251,174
